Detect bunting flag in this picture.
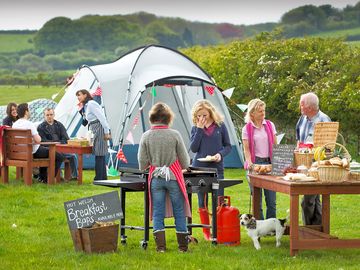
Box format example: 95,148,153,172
133,115,140,127
236,104,248,112
66,75,75,86
163,84,175,88
205,85,215,96
92,86,102,96
125,131,135,145
51,93,59,100
222,87,234,99
151,85,157,97
116,148,128,163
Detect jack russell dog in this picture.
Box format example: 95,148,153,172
240,213,288,250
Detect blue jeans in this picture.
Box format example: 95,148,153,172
151,178,187,233
246,157,276,219
197,172,224,208
63,153,78,178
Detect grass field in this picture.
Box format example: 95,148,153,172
1,168,360,269
0,85,64,105
311,26,360,39
0,33,35,53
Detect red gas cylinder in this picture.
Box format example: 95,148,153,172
216,196,240,246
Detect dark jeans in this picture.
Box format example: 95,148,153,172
63,153,78,178
246,157,276,219
94,155,107,181
33,145,64,181
301,195,322,225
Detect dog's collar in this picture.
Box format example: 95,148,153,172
246,218,257,229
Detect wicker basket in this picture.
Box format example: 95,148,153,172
347,171,360,181
318,165,349,182
317,142,351,183
294,152,313,168
313,122,339,148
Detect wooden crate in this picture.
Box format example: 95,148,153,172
70,224,119,253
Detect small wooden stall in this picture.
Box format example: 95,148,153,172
249,174,360,256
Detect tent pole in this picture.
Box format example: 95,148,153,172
201,81,206,98
170,86,190,139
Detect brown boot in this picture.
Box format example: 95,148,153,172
154,230,166,252
176,232,189,252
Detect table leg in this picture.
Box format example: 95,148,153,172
144,181,150,244
322,194,330,234
77,154,83,185
252,186,261,219
120,188,126,243
187,193,193,235
290,194,299,256
212,190,217,241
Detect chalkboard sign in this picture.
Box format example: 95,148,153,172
271,144,296,176
64,191,123,230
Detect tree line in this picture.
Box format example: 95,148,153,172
182,34,360,156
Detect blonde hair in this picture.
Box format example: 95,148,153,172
148,102,174,126
191,100,223,126
244,99,266,123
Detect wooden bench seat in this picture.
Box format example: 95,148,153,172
0,128,56,185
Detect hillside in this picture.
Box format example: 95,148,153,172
0,32,35,53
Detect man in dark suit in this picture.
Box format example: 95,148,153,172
37,108,78,180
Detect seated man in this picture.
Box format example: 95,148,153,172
13,103,64,183
37,108,78,180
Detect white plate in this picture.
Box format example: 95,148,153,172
197,158,214,162
283,176,317,182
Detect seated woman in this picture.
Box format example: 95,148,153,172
2,102,18,126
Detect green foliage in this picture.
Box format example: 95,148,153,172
34,16,147,54
281,5,327,29
182,37,360,156
145,20,184,48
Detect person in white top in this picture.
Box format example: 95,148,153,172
12,103,64,183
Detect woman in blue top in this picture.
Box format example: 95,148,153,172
190,100,231,240
76,89,111,181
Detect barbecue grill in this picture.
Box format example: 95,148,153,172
94,166,242,249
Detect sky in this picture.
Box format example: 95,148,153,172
0,0,359,30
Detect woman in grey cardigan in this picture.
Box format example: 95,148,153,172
138,102,191,252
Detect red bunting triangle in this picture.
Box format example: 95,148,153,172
205,86,215,96
92,86,102,96
116,148,128,163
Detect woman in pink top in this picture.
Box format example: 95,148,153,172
242,99,277,219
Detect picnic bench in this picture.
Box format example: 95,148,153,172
0,128,56,185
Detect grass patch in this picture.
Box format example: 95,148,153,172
311,26,360,39
0,33,35,53
1,168,360,269
0,85,62,105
